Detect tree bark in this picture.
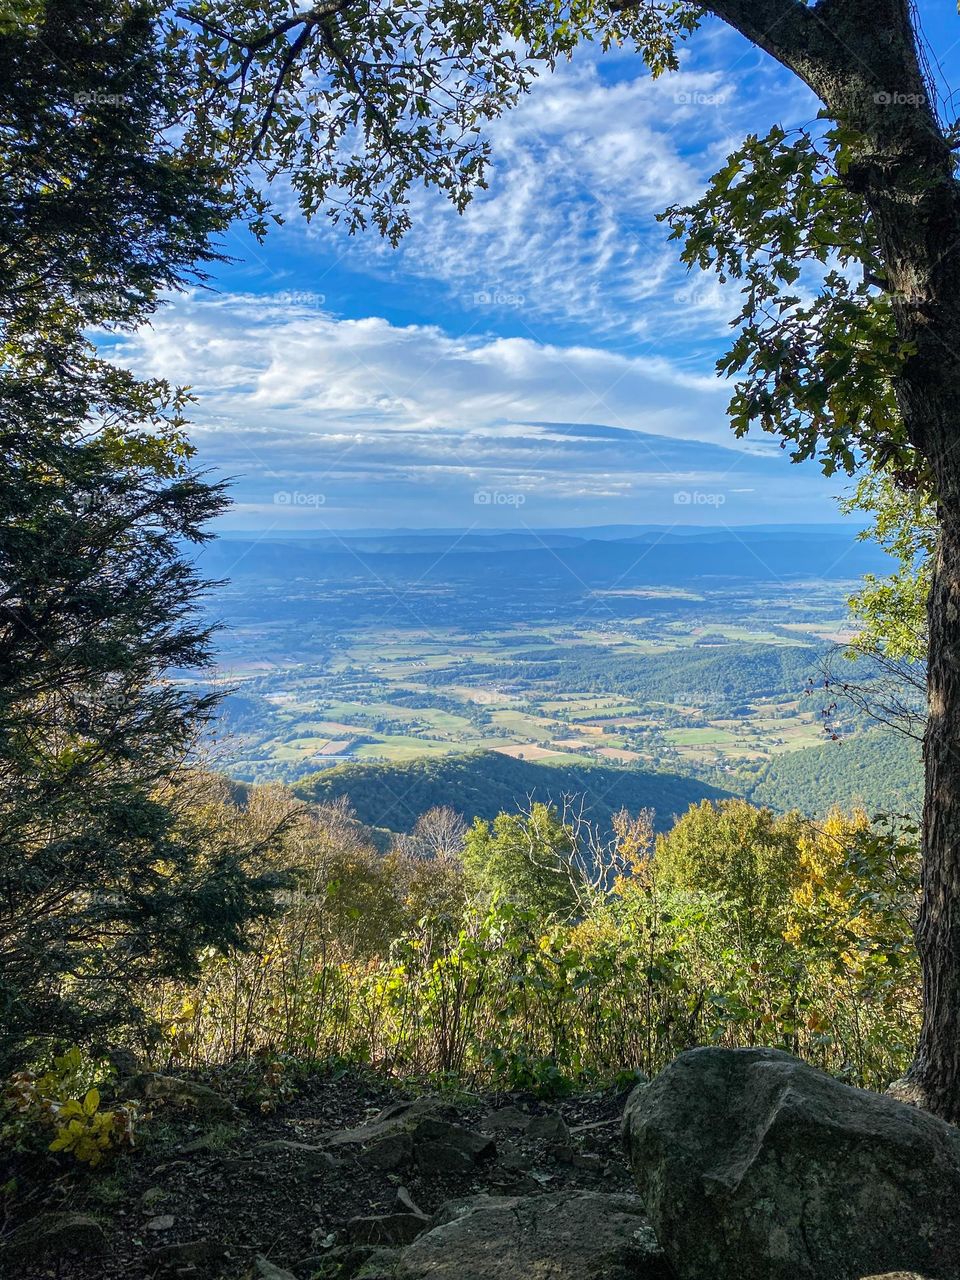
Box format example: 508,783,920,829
705,0,960,1118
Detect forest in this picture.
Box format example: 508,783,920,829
2,0,959,1278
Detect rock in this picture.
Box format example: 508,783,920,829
126,1072,237,1118
1,1212,105,1261
252,1139,337,1172
254,1256,298,1280
345,1214,430,1246
311,1245,402,1279
392,1191,670,1279
146,1213,176,1231
526,1112,569,1143
623,1046,960,1280
415,1141,474,1176
329,1102,494,1176
481,1106,530,1133
326,1097,453,1148
411,1117,495,1166
148,1239,227,1274
395,1186,427,1219
361,1130,415,1171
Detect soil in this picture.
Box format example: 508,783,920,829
0,1064,637,1279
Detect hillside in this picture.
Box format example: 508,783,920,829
293,749,730,833
748,729,922,818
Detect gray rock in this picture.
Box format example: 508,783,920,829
126,1072,238,1118
414,1140,475,1176
480,1106,530,1133
329,1102,494,1175
326,1097,452,1148
623,1046,960,1280
392,1190,670,1279
148,1238,226,1273
345,1214,430,1246
526,1112,569,1143
1,1211,105,1261
361,1130,415,1171
395,1186,427,1219
254,1256,298,1280
145,1213,176,1231
413,1117,495,1162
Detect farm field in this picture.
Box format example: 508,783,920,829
203,566,873,792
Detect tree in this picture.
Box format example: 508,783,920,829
654,1,960,1117
655,799,806,954
58,0,959,1113
463,803,585,920
0,0,286,1064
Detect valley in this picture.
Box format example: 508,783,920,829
196,526,922,822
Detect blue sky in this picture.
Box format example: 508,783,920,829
113,2,960,532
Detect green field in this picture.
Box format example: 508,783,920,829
208,575,875,788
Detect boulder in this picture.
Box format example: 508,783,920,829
623,1047,960,1280
392,1190,671,1279
0,1212,105,1261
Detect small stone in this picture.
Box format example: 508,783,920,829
146,1214,176,1232
395,1186,427,1218
570,1151,603,1172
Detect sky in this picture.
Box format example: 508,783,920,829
111,2,960,533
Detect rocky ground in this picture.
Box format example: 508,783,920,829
4,1047,958,1280
0,1064,656,1279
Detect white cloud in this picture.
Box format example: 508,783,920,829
110,291,842,526
117,291,728,439
281,39,816,340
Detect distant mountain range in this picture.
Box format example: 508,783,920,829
198,525,888,587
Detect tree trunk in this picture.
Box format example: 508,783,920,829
705,0,960,1118
915,516,960,1119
